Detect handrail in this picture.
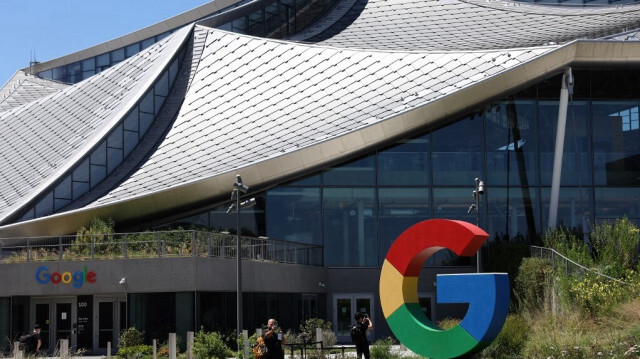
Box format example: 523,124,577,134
530,245,628,285
0,230,323,266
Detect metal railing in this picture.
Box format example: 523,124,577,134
530,245,627,285
0,231,323,266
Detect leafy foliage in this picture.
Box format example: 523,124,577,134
370,337,401,359
118,327,145,348
193,329,233,359
116,345,153,359
515,257,553,313
479,314,529,359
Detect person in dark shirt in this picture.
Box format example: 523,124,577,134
353,313,373,359
263,318,284,359
25,324,42,355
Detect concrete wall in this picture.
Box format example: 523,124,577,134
0,257,328,296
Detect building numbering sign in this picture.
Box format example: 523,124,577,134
379,219,509,359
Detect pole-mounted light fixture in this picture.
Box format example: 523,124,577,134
469,178,485,273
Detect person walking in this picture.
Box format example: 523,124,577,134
24,324,42,356
263,318,284,359
352,313,373,359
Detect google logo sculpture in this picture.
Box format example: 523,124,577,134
379,219,509,359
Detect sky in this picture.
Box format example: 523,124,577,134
0,0,212,87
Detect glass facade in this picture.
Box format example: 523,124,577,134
18,44,189,222
162,69,640,267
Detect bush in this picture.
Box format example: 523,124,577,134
435,317,460,330
515,257,553,313
591,218,640,277
543,226,592,267
119,327,145,348
194,330,233,359
370,337,400,359
298,318,334,345
480,314,529,359
117,345,152,359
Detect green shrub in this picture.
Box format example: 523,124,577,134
370,337,400,359
542,226,592,266
298,318,334,344
480,313,529,359
119,327,145,348
590,218,639,277
194,330,232,359
117,345,153,359
515,257,553,313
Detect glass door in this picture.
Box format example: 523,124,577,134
333,294,374,343
31,298,76,355
34,302,50,352
94,296,126,355
55,303,72,345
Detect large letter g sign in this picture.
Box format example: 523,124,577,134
379,219,509,359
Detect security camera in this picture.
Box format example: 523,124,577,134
119,278,126,285
478,180,485,194
467,204,476,214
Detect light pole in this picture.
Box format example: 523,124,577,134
467,177,485,273
227,174,256,351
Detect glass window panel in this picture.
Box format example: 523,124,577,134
155,72,170,97
124,108,139,131
592,101,640,186
73,158,90,182
54,198,71,211
591,70,640,99
378,135,429,186
210,195,266,236
124,130,139,157
323,155,375,186
110,48,125,64
266,187,321,245
486,100,539,186
156,31,170,42
91,142,107,166
20,209,35,221
538,101,591,186
487,187,540,242
432,114,484,185
285,173,321,186
169,59,179,85
541,187,592,230
73,181,90,200
82,70,95,80
82,58,95,71
140,112,154,136
96,53,109,67
39,70,53,80
164,212,209,230
595,187,640,221
433,187,481,226
90,164,106,188
35,192,53,217
323,188,377,266
141,38,155,50
378,188,429,265
154,95,165,115
139,91,154,114
107,124,123,149
52,66,67,82
232,17,249,34
54,175,72,200
67,62,82,83
107,147,123,173
125,43,141,58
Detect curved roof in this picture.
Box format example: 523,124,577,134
291,0,640,50
0,72,69,113
0,26,192,223
3,0,640,237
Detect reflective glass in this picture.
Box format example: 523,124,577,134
595,187,640,222
432,114,483,185
169,59,179,85
167,212,209,230
67,62,82,83
52,67,67,82
111,48,125,64
538,101,591,186
540,187,592,230
39,70,53,80
107,124,124,149
126,43,140,58
82,58,95,71
487,187,540,241
156,31,170,42
90,164,106,187
154,95,165,115
592,101,640,186
54,198,71,211
323,155,375,186
140,91,154,114
91,141,107,166
209,195,266,236
266,187,321,245
34,193,53,217
378,135,429,186
82,70,95,80
124,130,139,156
486,100,538,186
107,147,123,173
124,108,139,131
433,187,480,225
140,112,154,136
378,188,429,265
96,53,109,67
54,175,72,200
155,72,170,97
72,181,90,200
285,173,321,186
323,188,377,266
141,38,155,50
73,158,90,182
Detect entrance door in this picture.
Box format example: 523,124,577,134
31,298,77,354
333,294,374,343
94,296,126,355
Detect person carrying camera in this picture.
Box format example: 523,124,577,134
353,313,373,359
264,318,284,359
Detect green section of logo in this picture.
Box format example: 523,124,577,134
386,303,485,359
